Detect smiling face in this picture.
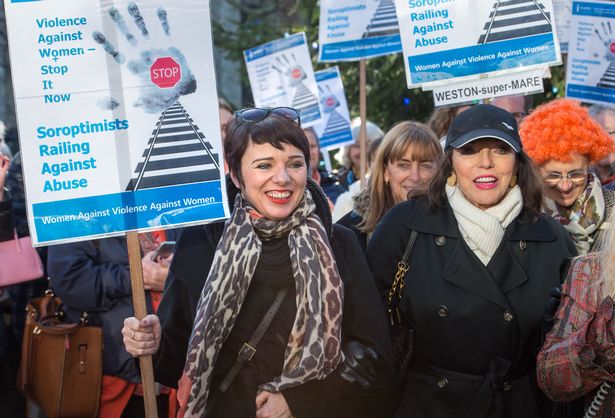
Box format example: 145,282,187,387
385,143,437,203
232,140,307,220
452,138,517,210
540,153,590,208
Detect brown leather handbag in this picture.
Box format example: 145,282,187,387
18,291,103,418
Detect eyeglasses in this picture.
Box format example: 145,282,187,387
234,107,301,126
542,169,588,185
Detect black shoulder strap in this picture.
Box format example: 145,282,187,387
218,286,289,393
386,230,418,326
204,286,289,418
401,230,418,266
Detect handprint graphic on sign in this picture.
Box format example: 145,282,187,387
271,53,320,123
93,2,196,113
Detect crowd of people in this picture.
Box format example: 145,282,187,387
3,95,615,418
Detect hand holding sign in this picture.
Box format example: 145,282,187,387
93,2,196,113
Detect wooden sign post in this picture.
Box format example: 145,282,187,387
126,231,158,418
359,59,368,189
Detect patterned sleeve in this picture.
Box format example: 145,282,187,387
537,255,615,402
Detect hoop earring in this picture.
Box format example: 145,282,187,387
509,175,517,188
447,173,457,187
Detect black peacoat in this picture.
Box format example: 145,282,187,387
366,199,577,418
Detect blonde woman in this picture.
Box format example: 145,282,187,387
337,121,441,250
538,209,615,416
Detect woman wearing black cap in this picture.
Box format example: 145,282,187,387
366,104,576,417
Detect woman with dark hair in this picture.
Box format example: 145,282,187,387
122,107,393,418
366,104,576,417
337,121,441,250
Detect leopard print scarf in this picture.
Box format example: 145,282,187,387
177,189,344,417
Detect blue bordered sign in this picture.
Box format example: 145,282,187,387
5,0,229,245
395,0,562,88
318,0,402,62
566,1,615,105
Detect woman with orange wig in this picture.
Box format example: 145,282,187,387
520,98,615,254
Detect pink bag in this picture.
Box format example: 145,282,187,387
0,232,44,286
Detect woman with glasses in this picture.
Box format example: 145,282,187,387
337,121,442,251
366,105,576,418
122,107,393,418
520,98,615,255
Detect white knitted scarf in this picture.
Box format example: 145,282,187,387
446,184,523,265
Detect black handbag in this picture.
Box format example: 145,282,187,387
385,230,418,384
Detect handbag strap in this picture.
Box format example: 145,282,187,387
386,230,418,326
218,286,289,393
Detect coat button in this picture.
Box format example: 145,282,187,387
437,305,449,317
437,377,448,389
519,240,527,251
503,381,512,391
435,236,446,246
503,311,514,322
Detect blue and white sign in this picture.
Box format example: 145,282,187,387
318,0,402,62
313,67,353,150
244,33,323,127
394,0,562,88
566,1,615,104
4,0,229,245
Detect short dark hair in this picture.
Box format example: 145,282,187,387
420,148,543,215
224,113,310,185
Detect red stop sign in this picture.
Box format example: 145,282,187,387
150,57,181,88
291,68,301,79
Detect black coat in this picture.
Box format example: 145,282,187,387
366,199,577,418
155,181,394,418
336,210,367,252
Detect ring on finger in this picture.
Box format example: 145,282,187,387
131,331,136,340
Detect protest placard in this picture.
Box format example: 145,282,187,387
394,0,561,88
313,67,353,150
5,0,229,245
318,0,402,62
566,0,615,104
553,0,572,53
244,33,323,127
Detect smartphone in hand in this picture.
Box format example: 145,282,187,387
151,241,175,261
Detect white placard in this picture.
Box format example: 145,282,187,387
244,33,323,127
430,68,547,106
318,0,402,62
553,0,572,52
566,0,615,105
313,67,353,150
5,0,229,245
394,0,562,88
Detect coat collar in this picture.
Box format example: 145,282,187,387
404,199,556,242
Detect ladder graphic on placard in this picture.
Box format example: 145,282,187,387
593,20,615,89
478,0,553,44
598,61,615,89
126,102,220,191
322,109,350,138
362,0,399,39
292,83,321,124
